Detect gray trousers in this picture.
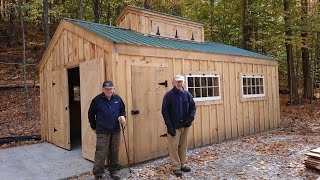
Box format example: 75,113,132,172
93,132,120,177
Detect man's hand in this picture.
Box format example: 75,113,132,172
183,116,194,127
183,122,192,127
167,128,176,136
118,116,126,126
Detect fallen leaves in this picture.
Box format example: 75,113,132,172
189,150,219,163
254,141,291,156
0,88,40,141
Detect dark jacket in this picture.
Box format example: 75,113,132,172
88,93,126,134
161,87,196,130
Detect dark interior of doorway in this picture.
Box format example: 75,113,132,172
68,67,81,149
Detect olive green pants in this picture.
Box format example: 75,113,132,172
167,127,190,170
92,132,120,177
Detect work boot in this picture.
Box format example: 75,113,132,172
111,175,120,180
180,166,191,172
110,170,120,180
173,169,182,177
94,176,102,180
94,173,108,180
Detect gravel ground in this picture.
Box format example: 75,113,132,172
69,129,320,180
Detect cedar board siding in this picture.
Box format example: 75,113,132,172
39,21,280,165
115,7,204,42
115,53,279,148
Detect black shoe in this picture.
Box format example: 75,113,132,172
181,166,191,172
173,169,182,177
95,176,102,180
110,170,120,180
111,175,120,180
95,174,107,180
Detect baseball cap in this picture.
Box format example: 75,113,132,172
174,75,184,82
102,80,115,88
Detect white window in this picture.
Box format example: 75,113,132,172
186,74,221,101
241,75,265,98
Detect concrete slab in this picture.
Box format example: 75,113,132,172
0,142,93,180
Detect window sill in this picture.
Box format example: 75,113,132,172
240,96,267,102
195,99,223,106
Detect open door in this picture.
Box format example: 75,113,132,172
51,68,71,150
80,58,105,161
131,65,168,163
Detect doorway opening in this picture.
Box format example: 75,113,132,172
68,67,82,150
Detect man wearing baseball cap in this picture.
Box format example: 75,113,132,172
161,75,196,177
88,80,126,180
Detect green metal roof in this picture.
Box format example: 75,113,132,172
66,18,274,60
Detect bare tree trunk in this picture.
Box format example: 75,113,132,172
43,0,50,48
0,0,4,20
316,32,320,87
210,0,216,41
79,0,83,20
9,0,17,46
316,2,320,87
315,0,320,88
1,0,7,20
144,0,150,9
242,0,253,50
94,0,100,23
18,0,31,117
171,0,180,16
284,0,299,105
106,2,111,25
221,0,227,42
254,23,259,52
301,0,313,101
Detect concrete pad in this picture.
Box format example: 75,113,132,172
0,142,93,180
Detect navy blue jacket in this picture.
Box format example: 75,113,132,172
88,93,126,134
162,87,196,130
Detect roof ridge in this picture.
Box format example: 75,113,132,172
144,34,203,44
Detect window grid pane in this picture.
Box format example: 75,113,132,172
208,88,213,96
201,77,207,87
202,88,208,97
195,77,200,87
187,75,220,100
213,77,219,86
243,87,247,95
189,88,195,97
195,88,201,97
188,77,194,87
208,77,213,86
242,76,265,96
214,87,219,96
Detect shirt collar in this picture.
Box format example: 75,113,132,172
173,86,184,93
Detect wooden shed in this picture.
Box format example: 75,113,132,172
39,6,280,165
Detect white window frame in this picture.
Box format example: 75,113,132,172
185,74,221,102
241,75,265,98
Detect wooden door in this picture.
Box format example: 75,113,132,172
51,68,70,150
80,58,105,161
131,65,168,163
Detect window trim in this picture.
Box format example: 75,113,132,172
241,74,265,98
185,74,222,102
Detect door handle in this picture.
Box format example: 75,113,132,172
131,110,140,115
